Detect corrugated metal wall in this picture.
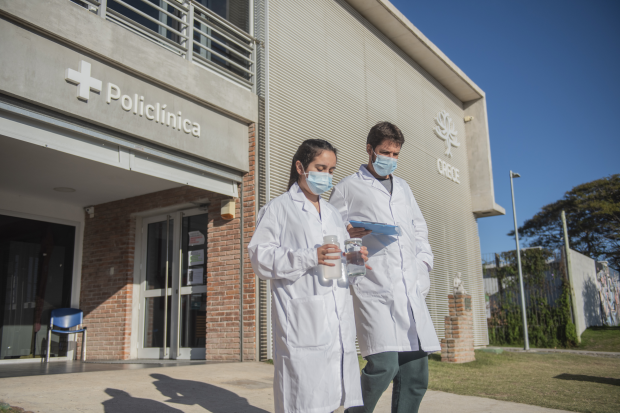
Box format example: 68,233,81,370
253,0,271,360
264,0,488,347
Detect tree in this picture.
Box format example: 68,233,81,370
509,175,620,270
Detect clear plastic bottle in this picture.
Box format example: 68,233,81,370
345,238,366,277
321,235,343,280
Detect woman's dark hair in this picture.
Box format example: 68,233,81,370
287,139,337,190
366,121,405,149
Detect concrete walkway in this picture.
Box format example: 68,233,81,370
0,361,573,413
486,346,620,358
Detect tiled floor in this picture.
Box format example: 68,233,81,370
0,359,220,379
0,361,573,413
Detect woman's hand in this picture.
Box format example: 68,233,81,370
360,246,372,270
317,244,341,266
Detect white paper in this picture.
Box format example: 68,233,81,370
188,231,205,246
189,250,205,266
188,267,204,285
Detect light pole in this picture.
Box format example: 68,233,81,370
510,171,530,351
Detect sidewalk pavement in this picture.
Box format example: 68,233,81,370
0,361,573,413
486,346,620,358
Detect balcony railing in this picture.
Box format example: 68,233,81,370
71,0,257,89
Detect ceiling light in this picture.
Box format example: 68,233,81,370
53,187,76,193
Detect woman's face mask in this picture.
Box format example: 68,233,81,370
302,166,333,195
372,151,397,176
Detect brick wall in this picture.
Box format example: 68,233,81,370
79,125,256,361
440,293,476,363
205,124,256,361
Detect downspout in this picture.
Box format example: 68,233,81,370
240,179,244,361
264,0,273,362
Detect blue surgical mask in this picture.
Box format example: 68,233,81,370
302,167,333,195
372,151,397,176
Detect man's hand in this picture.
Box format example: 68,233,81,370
317,244,341,266
360,246,372,270
347,224,372,238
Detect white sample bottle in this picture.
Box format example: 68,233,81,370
321,235,343,280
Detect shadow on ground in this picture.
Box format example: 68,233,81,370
103,389,184,413
102,374,270,413
154,373,270,412
554,373,620,386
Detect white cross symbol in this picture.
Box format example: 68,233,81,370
65,60,102,102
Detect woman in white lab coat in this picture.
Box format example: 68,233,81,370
248,139,368,413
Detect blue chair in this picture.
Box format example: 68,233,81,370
45,308,87,363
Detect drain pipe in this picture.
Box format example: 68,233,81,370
239,179,244,362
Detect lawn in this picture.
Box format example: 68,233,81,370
359,351,620,413
487,327,620,353
578,327,620,352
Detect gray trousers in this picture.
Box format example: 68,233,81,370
346,350,429,413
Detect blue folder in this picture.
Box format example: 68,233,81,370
350,220,401,236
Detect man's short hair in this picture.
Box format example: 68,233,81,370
366,122,405,149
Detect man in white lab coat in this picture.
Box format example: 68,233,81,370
329,122,440,413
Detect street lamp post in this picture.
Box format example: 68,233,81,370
510,171,530,351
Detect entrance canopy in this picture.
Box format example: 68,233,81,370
0,96,242,207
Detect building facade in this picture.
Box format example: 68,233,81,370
0,0,502,363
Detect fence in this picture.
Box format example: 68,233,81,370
70,0,257,89
482,249,577,348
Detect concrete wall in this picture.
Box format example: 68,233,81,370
267,0,489,346
0,0,258,124
569,249,600,335
0,13,249,172
464,98,505,217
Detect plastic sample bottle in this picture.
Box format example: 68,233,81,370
345,238,365,277
321,235,343,280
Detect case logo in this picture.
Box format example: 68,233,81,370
434,110,460,158
434,110,460,184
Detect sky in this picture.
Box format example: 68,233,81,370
390,0,620,255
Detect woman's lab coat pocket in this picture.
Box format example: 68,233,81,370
286,296,330,349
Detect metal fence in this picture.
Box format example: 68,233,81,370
482,250,574,347
70,0,257,89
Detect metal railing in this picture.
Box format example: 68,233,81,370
70,0,256,88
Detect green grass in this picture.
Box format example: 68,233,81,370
578,327,620,353
0,401,27,413
429,351,620,413
358,351,620,413
488,327,620,353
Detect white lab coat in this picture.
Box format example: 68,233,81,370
248,183,363,413
329,165,440,356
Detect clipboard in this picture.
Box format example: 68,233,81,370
350,220,401,236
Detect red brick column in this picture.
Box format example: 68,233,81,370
205,124,256,361
440,293,475,363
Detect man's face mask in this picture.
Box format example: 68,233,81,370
372,151,397,176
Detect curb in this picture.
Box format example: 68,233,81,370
485,347,620,358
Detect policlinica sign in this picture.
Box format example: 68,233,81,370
106,83,201,138
65,60,201,138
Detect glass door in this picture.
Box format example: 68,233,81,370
138,209,208,359
0,215,75,361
